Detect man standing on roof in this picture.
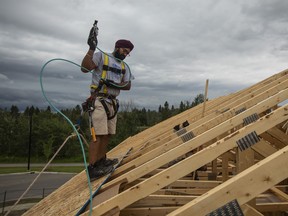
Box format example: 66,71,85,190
81,23,134,181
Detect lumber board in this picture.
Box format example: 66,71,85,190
122,73,288,163
129,194,197,207
167,179,221,188
23,69,288,216
167,137,288,215
101,89,288,194
81,105,288,216
267,127,288,144
255,202,288,212
120,79,288,167
242,204,264,216
22,148,131,216
269,187,288,201
120,207,177,216
82,184,121,216
236,147,254,173
252,140,278,157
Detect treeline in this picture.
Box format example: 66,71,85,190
0,94,205,162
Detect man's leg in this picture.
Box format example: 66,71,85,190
87,99,116,180
98,135,109,160
88,139,100,166
88,135,113,181
89,134,118,166
89,135,109,165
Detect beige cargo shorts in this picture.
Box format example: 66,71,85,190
91,98,117,135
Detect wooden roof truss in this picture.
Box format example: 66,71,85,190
24,69,288,216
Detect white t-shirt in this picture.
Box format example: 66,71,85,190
91,52,133,97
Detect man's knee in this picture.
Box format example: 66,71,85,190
92,135,108,144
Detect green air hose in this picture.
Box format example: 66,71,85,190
40,58,94,215
39,48,132,215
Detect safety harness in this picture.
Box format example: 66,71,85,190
88,53,125,120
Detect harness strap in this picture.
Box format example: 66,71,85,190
90,53,126,93
88,53,124,120
102,54,109,94
120,61,125,82
102,65,126,75
99,98,119,120
102,54,125,93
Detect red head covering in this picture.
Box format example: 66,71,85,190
115,39,134,51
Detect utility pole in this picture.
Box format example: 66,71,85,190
27,110,33,171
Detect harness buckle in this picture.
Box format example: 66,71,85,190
82,96,95,113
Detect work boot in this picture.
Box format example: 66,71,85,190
87,163,114,182
99,157,119,166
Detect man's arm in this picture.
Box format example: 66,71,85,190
82,21,98,73
102,79,131,90
117,81,131,90
81,50,96,73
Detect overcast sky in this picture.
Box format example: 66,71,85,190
1,0,288,111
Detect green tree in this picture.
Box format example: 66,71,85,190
179,101,186,112
43,135,54,161
191,94,205,107
10,105,19,119
0,93,207,162
46,106,51,113
161,101,171,120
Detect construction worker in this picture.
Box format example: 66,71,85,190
81,24,134,181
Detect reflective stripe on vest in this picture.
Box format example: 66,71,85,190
102,54,109,94
90,53,125,93
102,54,125,93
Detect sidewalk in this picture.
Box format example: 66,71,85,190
0,163,84,167
3,202,37,212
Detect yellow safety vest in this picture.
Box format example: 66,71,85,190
90,53,125,94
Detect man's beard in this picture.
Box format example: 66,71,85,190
114,50,126,60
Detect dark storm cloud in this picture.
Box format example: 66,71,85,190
242,0,288,22
1,0,288,111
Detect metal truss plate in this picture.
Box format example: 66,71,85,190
207,199,244,216
236,131,260,151
243,113,259,126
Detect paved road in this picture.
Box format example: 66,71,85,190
0,172,77,202
0,164,85,214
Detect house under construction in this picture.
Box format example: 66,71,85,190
24,68,288,216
